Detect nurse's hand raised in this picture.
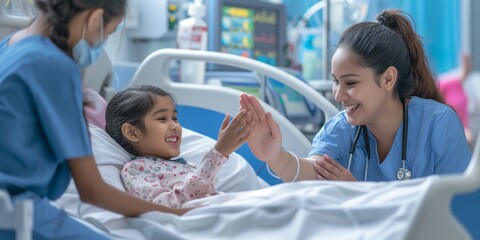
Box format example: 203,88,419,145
239,94,282,164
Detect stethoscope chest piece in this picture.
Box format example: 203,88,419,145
396,167,412,180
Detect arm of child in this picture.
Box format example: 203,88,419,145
68,155,192,217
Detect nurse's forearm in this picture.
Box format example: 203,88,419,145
266,149,317,182
88,169,193,217
89,181,192,216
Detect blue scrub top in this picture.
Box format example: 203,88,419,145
0,35,92,200
309,97,472,181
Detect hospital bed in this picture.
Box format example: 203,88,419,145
49,49,480,240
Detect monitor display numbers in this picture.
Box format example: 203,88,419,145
221,5,278,66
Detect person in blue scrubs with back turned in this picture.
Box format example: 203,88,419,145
239,9,472,182
0,0,192,239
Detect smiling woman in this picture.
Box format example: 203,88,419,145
239,9,472,183
105,84,254,208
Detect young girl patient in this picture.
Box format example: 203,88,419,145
105,85,253,208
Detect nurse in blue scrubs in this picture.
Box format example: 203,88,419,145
240,9,472,182
0,1,191,239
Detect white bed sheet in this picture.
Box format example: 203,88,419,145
140,179,430,240
77,177,469,240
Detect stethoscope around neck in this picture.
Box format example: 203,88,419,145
347,98,412,181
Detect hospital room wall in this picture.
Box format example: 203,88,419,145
104,28,177,64
370,0,461,75
282,0,462,75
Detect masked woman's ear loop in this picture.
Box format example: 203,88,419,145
82,8,105,42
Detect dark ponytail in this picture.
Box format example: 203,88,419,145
34,0,126,55
377,10,444,103
38,1,76,54
338,9,444,103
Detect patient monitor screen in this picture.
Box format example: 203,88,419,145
220,5,279,66
269,80,311,117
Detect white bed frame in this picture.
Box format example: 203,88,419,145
409,137,480,239
0,190,33,240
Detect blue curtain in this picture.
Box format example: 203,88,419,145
368,0,460,74
283,0,461,74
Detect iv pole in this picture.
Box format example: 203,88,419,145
322,0,330,80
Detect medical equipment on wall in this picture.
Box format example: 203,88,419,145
348,98,412,181
177,0,208,84
206,0,287,71
105,0,188,64
126,0,185,39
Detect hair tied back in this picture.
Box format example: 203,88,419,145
376,10,398,31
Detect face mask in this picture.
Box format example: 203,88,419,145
73,18,106,68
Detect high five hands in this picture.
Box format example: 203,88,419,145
239,93,356,182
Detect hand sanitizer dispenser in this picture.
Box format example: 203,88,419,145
177,0,208,84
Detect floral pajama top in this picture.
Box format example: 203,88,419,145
121,148,228,208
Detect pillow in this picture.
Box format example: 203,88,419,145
56,124,268,218
83,88,107,129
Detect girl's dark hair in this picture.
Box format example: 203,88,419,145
337,9,444,103
34,0,126,55
105,85,176,155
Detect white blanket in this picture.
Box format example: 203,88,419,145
81,176,469,240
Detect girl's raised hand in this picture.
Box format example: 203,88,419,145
214,109,253,157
